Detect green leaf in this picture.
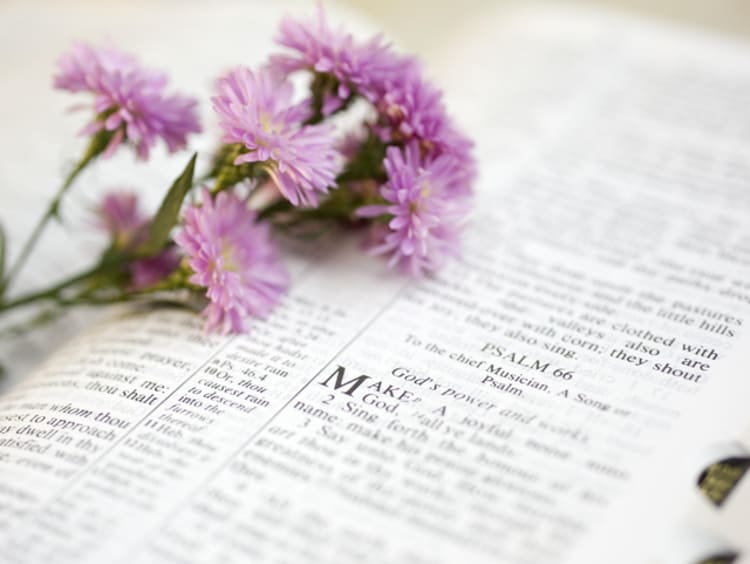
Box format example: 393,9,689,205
138,153,196,256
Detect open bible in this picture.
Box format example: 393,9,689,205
1,3,749,563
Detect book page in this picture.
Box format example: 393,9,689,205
439,5,750,562
2,4,750,564
589,338,750,562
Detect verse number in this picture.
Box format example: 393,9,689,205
242,368,267,381
553,368,574,380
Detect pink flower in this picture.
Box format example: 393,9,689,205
375,75,444,145
372,72,477,196
269,5,476,202
174,188,289,333
54,42,201,159
97,191,147,249
54,43,140,92
271,5,414,111
357,143,471,276
212,66,341,206
435,118,477,197
97,191,179,289
130,248,180,291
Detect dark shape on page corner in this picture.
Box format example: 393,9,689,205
695,551,740,564
697,456,750,507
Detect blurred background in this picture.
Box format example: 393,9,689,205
343,0,750,57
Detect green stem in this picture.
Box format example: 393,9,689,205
209,145,263,195
1,129,113,294
2,164,83,294
58,289,162,307
0,263,103,314
0,280,191,340
0,306,67,340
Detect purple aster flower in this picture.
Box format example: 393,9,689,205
271,5,415,111
174,188,289,333
373,73,477,195
374,73,445,146
130,248,180,290
356,143,471,276
97,191,179,289
212,66,340,206
435,117,477,197
54,42,140,92
54,42,201,160
97,191,147,249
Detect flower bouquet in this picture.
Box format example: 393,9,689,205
0,6,475,335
